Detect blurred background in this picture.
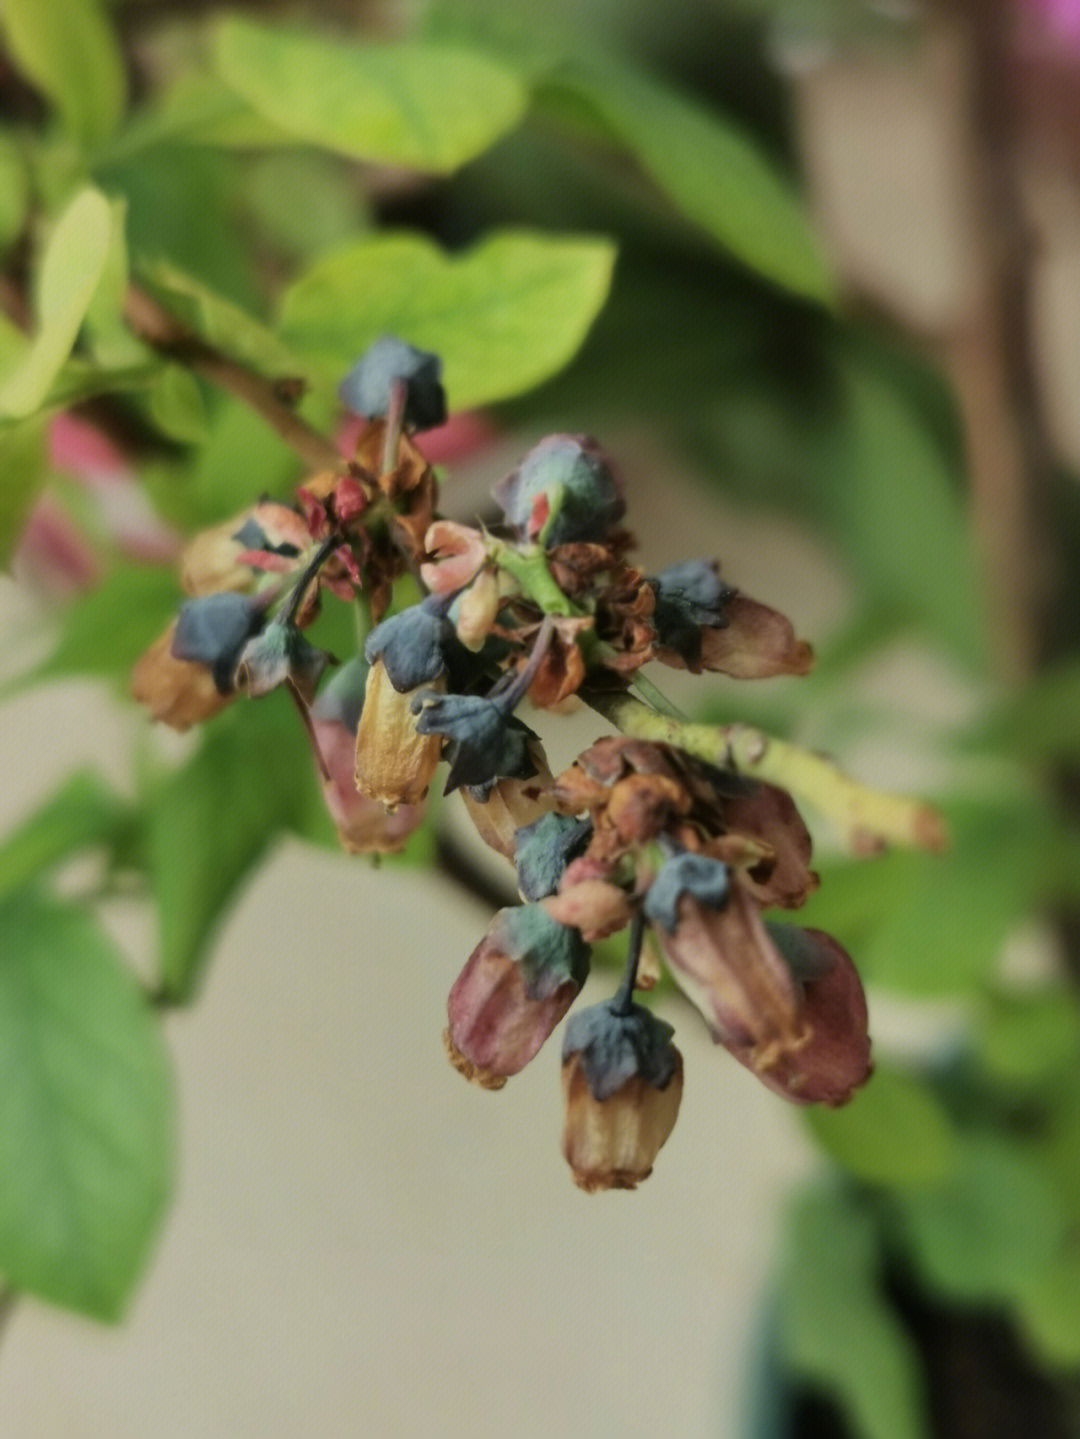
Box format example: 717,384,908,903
2,0,1080,1435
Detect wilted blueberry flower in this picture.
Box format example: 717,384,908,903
411,692,537,795
459,738,556,859
493,435,625,546
180,501,308,597
561,999,683,1191
131,619,232,729
338,336,447,431
365,597,451,692
643,851,731,930
446,904,591,1089
171,591,265,693
648,560,732,668
236,619,331,702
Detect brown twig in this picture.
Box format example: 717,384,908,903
122,284,342,473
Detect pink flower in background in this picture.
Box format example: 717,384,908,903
17,414,179,592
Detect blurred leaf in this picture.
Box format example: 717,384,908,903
146,394,301,529
0,0,125,146
0,771,133,903
39,358,161,410
148,698,313,1001
803,1066,959,1188
280,229,616,410
0,186,113,419
212,18,527,173
96,147,258,309
796,799,1070,997
147,363,209,445
834,353,985,674
895,1132,1065,1306
540,58,834,305
83,197,145,370
972,986,1080,1088
780,1187,926,1439
37,561,180,683
1017,1242,1080,1370
0,416,47,567
0,134,29,255
968,659,1080,762
239,151,368,263
0,891,172,1319
140,259,302,377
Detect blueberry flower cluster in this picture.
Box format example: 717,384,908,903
132,335,942,1191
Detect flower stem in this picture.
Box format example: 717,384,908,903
583,686,947,852
486,539,582,618
495,615,555,711
631,672,688,721
382,377,408,477
280,534,341,627
613,911,646,1016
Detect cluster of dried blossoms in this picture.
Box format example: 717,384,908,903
132,336,929,1193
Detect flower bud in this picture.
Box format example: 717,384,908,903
561,1000,683,1191
338,336,447,430
446,905,590,1089
452,568,501,650
493,435,625,546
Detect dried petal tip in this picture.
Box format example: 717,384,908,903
561,1001,683,1192
171,592,264,693
446,905,590,1086
338,337,447,431
514,812,592,900
236,621,331,702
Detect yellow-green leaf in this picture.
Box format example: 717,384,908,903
212,18,527,173
0,0,126,146
280,229,616,410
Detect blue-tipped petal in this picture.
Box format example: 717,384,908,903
365,601,450,692
514,812,592,901
338,336,446,430
644,852,730,933
172,592,263,693
562,1000,680,1101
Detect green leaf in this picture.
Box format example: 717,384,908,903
147,363,209,445
212,18,527,173
0,186,114,419
83,197,146,370
148,698,314,1001
0,891,172,1319
780,1187,927,1439
796,799,1059,997
0,134,29,255
0,772,132,904
37,561,180,684
972,986,1080,1088
539,58,834,305
280,229,616,410
146,393,301,529
0,0,126,146
895,1132,1065,1306
0,416,47,567
140,259,302,378
834,352,986,674
803,1066,959,1188
1017,1242,1080,1370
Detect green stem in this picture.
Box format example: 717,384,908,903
631,672,688,721
486,539,582,618
583,686,946,852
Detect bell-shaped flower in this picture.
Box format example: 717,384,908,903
310,658,427,853
131,620,232,730
751,926,872,1105
445,904,591,1089
493,435,625,546
645,856,807,1076
171,591,266,693
354,658,445,807
364,598,451,692
561,999,683,1191
338,336,447,431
